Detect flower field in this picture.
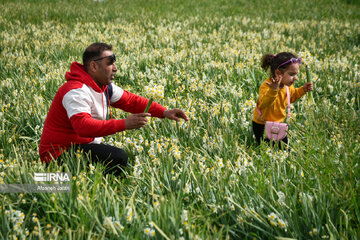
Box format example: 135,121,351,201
1,0,360,239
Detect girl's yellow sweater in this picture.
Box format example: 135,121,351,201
253,78,306,125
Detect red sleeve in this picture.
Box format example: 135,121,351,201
111,90,166,118
70,113,125,138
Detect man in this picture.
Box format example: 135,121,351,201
39,43,189,175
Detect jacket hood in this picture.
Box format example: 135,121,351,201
65,62,106,93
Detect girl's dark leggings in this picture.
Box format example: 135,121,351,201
55,143,128,176
252,121,288,146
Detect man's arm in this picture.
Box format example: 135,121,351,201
111,90,166,118
70,113,126,137
110,85,189,121
63,87,151,137
70,112,151,137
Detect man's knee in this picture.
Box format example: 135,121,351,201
112,148,128,166
104,148,128,176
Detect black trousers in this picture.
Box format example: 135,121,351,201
252,121,288,146
57,143,128,176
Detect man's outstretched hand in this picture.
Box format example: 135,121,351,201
124,110,188,130
124,113,151,130
163,108,189,122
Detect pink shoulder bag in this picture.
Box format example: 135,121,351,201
256,86,290,141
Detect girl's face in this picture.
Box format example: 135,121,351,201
276,63,300,86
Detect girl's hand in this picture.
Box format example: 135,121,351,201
303,82,313,92
266,75,282,90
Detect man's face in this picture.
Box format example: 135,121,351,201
92,50,117,88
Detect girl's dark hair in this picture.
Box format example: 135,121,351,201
261,52,297,77
83,43,112,72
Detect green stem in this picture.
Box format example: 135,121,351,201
305,65,311,83
305,65,315,105
144,98,153,113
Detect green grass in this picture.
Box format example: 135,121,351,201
1,0,360,239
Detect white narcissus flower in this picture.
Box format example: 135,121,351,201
298,51,314,65
144,84,164,100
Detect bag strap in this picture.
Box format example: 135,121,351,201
285,86,290,118
104,84,113,105
256,86,291,121
104,84,113,119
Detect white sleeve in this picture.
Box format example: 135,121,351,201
110,83,124,103
62,88,93,118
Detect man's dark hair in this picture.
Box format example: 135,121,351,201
83,43,112,72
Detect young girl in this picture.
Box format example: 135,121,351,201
252,52,313,145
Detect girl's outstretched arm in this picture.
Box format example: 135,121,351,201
258,78,280,109
290,85,306,103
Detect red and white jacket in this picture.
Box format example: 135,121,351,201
39,62,166,163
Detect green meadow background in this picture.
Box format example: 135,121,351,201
1,0,360,239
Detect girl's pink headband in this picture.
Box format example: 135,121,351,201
277,58,302,69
